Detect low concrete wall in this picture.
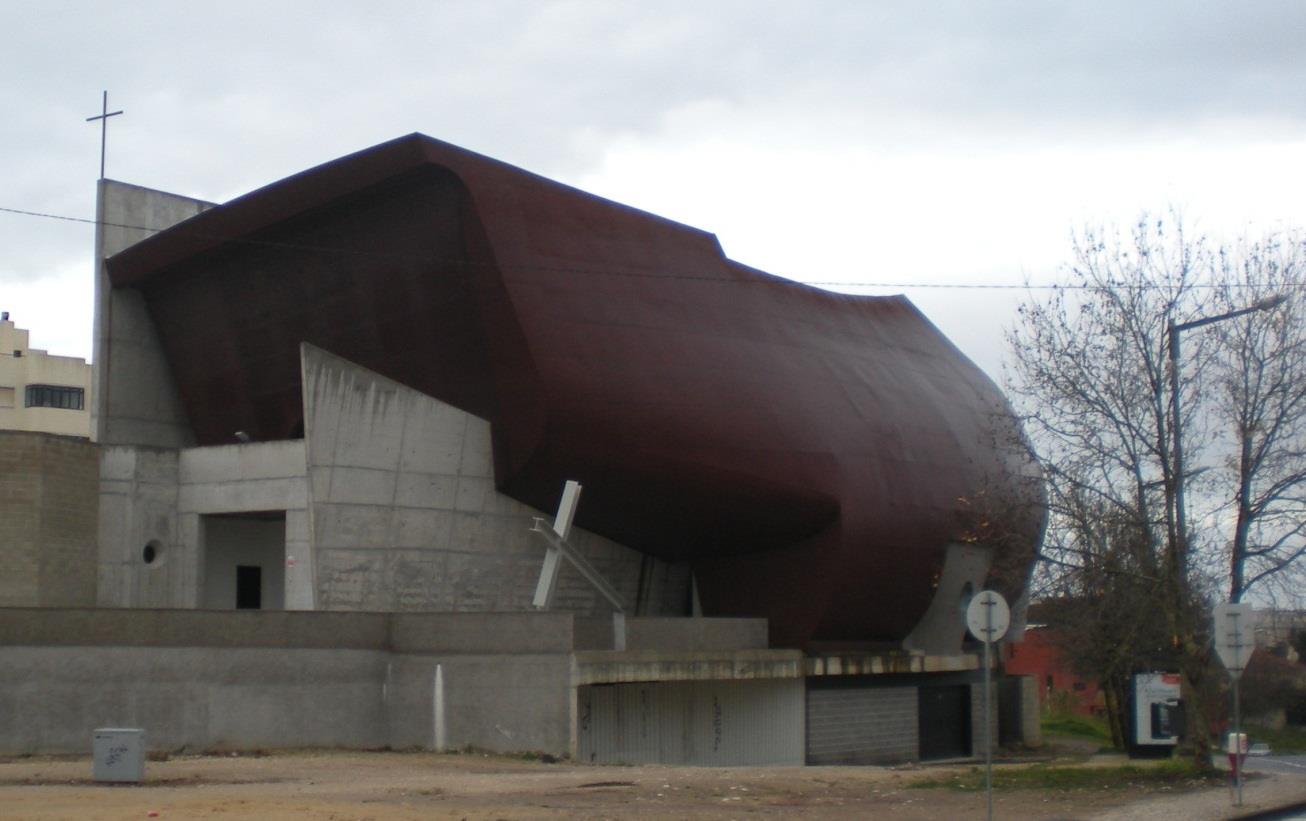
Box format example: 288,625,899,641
0,608,987,762
572,616,770,652
3,646,388,754
0,608,582,755
0,608,776,756
0,608,393,649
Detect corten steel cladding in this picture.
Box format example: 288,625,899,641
106,134,1044,647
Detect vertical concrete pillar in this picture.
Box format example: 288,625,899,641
91,180,212,447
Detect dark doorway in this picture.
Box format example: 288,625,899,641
235,565,263,609
918,685,971,760
202,513,286,610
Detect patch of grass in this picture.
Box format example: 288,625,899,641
1040,714,1112,745
1247,723,1306,754
909,759,1223,792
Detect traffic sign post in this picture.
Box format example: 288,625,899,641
966,590,1010,821
1213,602,1257,808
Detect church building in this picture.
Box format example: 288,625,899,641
1,134,1044,764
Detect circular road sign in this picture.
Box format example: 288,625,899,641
966,590,1011,644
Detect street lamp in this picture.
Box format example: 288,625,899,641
1167,294,1288,570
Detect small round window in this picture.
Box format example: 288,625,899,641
142,540,162,565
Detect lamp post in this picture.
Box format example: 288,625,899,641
1167,294,1287,575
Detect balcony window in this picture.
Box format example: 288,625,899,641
25,384,84,411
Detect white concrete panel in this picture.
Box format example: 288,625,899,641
457,419,494,478
97,445,184,608
99,447,139,481
393,473,458,509
322,467,398,506
453,476,493,513
398,403,467,474
313,505,395,549
284,509,314,610
904,543,993,655
579,678,804,765
178,478,308,514
179,441,308,484
300,343,690,617
393,509,455,548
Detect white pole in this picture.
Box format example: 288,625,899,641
984,607,993,821
1234,675,1243,807
434,663,447,752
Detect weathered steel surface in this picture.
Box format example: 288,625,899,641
107,134,1043,647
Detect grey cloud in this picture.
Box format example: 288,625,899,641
3,0,1305,290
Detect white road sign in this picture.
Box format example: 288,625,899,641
966,590,1010,644
1213,602,1257,678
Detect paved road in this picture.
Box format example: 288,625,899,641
1246,755,1306,777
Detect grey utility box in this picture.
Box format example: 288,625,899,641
92,728,145,783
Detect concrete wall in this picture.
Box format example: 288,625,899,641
3,646,389,754
0,432,98,606
0,608,577,755
301,344,691,616
0,609,773,756
999,675,1041,748
98,446,185,607
179,441,311,609
100,440,311,610
92,180,212,448
95,345,690,619
0,318,92,438
586,616,769,652
903,543,992,655
387,653,576,754
0,608,992,763
578,678,805,765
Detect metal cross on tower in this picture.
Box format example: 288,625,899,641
86,91,124,180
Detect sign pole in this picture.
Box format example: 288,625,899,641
1213,602,1256,811
966,590,1010,821
1233,673,1243,807
983,620,993,821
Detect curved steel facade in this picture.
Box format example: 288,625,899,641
107,134,1043,647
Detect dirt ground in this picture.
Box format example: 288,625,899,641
2,749,1304,821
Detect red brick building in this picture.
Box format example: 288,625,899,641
1004,626,1103,716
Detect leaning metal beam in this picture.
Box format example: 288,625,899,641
532,479,583,609
530,517,627,614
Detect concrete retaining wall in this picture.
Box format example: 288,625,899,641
3,646,388,753
0,608,993,764
578,678,806,766
0,608,774,756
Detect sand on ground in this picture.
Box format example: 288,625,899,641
2,749,1304,821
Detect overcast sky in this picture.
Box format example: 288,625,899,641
4,1,1306,380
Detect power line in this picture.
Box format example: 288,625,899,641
2,202,1303,293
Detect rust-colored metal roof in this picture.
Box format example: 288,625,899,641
107,133,1043,647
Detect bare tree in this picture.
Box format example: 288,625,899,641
1036,489,1173,749
1209,234,1306,604
1007,214,1219,763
